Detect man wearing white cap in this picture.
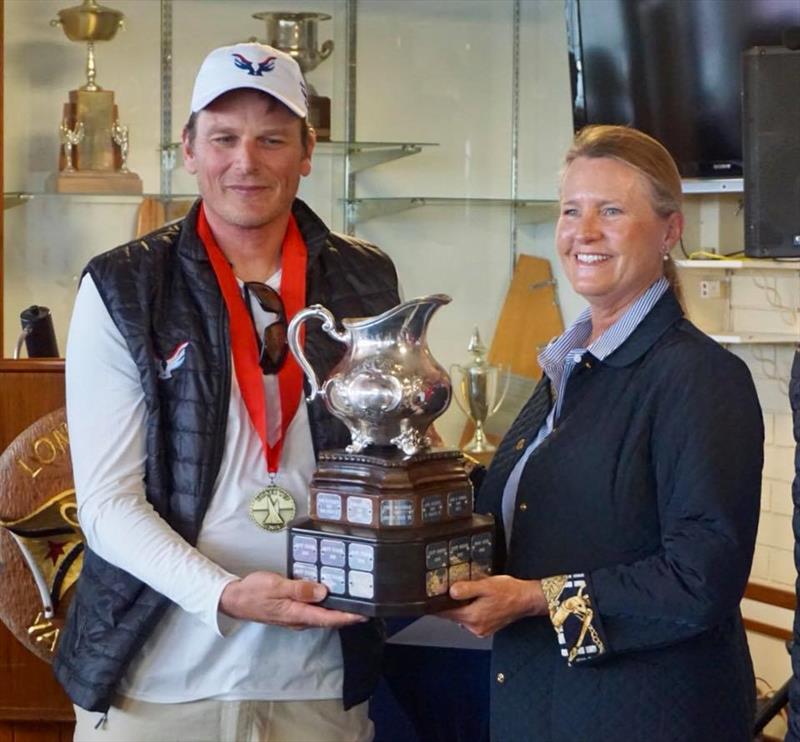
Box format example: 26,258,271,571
56,43,399,741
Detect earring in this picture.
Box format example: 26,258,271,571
662,252,669,262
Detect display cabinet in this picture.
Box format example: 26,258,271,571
1,0,579,450
0,6,573,737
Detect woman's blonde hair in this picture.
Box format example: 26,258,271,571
563,125,684,302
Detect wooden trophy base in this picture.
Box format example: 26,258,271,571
47,169,143,195
310,448,474,529
289,514,494,617
289,446,495,616
308,94,331,141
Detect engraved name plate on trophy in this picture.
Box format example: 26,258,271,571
251,11,334,141
48,0,142,194
286,295,495,617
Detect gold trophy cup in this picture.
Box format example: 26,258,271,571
48,0,142,193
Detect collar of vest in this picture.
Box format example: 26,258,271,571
176,198,330,268
601,289,684,368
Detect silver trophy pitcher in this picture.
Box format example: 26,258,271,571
287,295,452,456
451,328,510,454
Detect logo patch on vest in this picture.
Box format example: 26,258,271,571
158,341,190,380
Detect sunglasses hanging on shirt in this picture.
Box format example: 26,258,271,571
243,282,289,375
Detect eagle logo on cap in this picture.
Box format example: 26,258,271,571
232,53,277,77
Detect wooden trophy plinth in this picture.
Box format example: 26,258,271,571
50,88,142,194
309,448,475,529
308,94,331,141
288,448,495,616
48,169,142,195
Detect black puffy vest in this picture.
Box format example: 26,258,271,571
54,199,399,712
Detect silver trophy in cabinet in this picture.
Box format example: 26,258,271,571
451,328,510,454
251,11,334,140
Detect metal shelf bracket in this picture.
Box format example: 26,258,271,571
349,144,423,174
347,197,426,224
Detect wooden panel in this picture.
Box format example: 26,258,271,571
0,621,73,721
745,582,796,611
487,255,563,379
10,722,65,742
1,0,5,353
744,618,793,643
0,361,65,451
0,360,72,721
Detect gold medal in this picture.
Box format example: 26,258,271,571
249,484,297,532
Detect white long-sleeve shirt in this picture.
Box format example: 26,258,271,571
66,273,343,703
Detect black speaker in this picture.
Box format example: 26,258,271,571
742,46,800,258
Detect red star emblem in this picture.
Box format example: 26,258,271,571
46,541,67,564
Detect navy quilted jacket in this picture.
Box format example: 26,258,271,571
479,290,763,741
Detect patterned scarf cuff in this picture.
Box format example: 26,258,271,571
541,572,607,665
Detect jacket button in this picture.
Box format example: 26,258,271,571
496,672,506,684
584,361,592,369
519,502,528,512
515,438,526,451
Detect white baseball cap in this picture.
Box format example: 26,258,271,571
190,43,308,117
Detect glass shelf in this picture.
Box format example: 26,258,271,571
317,141,438,173
676,259,800,271
345,197,558,225
3,192,199,210
681,178,743,194
160,140,439,175
4,142,441,212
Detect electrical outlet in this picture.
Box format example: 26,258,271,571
699,279,722,299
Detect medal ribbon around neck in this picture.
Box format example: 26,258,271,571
198,203,307,478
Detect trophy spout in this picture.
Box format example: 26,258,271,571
344,294,451,346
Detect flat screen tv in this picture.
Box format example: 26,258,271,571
566,0,800,178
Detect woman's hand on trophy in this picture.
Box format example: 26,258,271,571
219,571,368,629
439,575,548,638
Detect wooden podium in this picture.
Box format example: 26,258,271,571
0,360,74,740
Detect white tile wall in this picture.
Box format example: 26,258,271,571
760,480,772,513
769,479,794,518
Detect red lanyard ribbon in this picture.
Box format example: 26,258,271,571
198,204,307,476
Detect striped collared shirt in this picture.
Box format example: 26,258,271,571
500,277,669,547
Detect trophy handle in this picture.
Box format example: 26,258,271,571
490,364,512,416
320,40,334,60
449,364,471,417
287,305,349,401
